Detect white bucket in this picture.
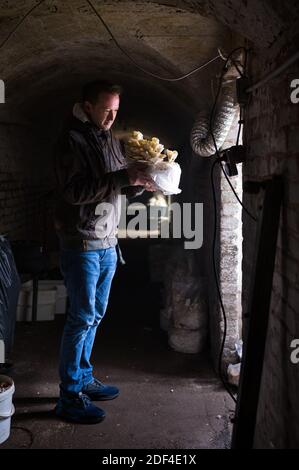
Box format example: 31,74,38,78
0,375,15,445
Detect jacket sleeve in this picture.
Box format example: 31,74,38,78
55,133,130,205
121,186,145,198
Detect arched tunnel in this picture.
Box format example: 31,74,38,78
0,0,299,451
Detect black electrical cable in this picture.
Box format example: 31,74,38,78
219,162,257,222
230,59,244,78
211,159,237,404
219,47,246,79
208,47,245,156
219,99,255,222
86,0,222,82
208,47,256,404
236,106,243,147
236,48,248,146
0,0,222,82
244,47,248,73
246,50,299,94
209,47,257,221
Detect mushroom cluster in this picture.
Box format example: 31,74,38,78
126,131,178,164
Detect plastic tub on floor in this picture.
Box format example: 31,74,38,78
16,281,57,321
38,280,67,314
0,375,15,445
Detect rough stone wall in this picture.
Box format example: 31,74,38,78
205,111,243,371
0,0,232,116
243,43,299,448
0,0,232,247
219,118,243,366
0,122,51,243
149,0,297,52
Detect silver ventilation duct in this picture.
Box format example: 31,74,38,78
191,63,241,157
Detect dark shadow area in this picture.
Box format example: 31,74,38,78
1,237,232,449
14,397,58,406
13,409,57,422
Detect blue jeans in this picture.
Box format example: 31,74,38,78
58,246,117,394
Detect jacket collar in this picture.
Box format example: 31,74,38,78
72,102,89,123
72,102,109,138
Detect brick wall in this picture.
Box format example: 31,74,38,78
184,107,243,371
203,111,243,371
0,123,53,244
219,159,242,365
243,46,299,448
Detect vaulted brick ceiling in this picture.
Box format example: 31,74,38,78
0,0,298,145
0,1,230,115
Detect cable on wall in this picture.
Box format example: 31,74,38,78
86,0,223,82
246,50,299,93
208,47,257,405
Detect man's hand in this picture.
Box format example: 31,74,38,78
143,180,157,192
127,164,157,192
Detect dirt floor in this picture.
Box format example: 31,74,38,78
1,242,234,449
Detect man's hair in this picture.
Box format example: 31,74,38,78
82,80,122,104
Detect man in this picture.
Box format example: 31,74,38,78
54,80,154,424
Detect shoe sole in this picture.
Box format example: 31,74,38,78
55,408,106,424
85,392,119,401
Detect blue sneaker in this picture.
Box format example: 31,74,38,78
82,378,119,401
55,392,106,424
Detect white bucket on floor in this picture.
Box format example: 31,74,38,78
0,375,15,445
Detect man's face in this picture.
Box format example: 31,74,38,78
83,92,120,130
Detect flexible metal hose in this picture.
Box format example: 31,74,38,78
190,78,238,157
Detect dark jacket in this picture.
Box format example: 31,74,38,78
54,113,138,249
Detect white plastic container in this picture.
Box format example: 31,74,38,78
16,281,58,321
16,303,56,322
38,281,67,314
0,375,15,445
18,281,57,306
